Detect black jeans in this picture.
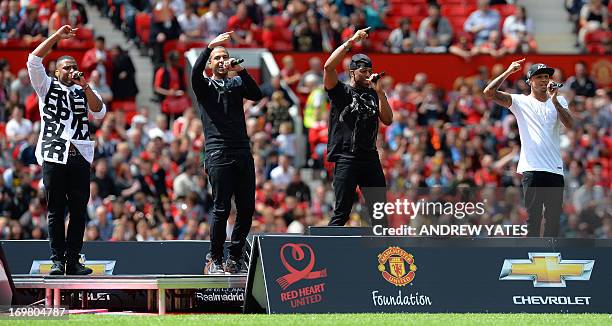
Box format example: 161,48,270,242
205,149,255,262
43,154,90,262
329,158,388,227
522,171,565,237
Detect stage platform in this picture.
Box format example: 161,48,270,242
11,274,247,315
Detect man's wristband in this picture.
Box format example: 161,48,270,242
83,84,91,91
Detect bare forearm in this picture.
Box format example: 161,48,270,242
377,90,393,125
155,87,174,97
483,70,512,107
553,98,574,129
32,32,61,58
85,87,103,112
324,41,351,71
484,70,511,96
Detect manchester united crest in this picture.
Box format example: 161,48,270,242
377,247,417,286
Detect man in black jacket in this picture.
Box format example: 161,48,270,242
191,31,263,274
323,27,393,228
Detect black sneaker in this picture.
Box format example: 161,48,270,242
49,260,65,275
65,261,93,275
205,253,226,275
225,257,248,274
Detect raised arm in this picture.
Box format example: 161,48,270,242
483,58,524,108
191,31,233,92
32,25,77,58
323,27,370,90
29,26,77,97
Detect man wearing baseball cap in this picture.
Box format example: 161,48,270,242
322,27,393,228
484,59,574,237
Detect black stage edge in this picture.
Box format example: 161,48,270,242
0,244,16,305
308,226,373,236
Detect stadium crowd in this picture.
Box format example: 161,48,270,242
0,0,610,242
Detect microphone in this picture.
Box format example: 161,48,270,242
72,71,84,79
371,71,385,83
230,58,244,67
549,82,563,89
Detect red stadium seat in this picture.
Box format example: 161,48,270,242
449,17,467,32
76,27,94,41
383,16,402,29
370,30,392,44
438,0,473,4
279,28,293,42
585,30,611,44
111,100,137,123
163,39,179,54
271,15,290,29
492,4,516,17
398,5,426,17
392,0,426,4
586,43,606,54
111,100,137,112
412,16,427,30
1,39,28,47
271,41,293,51
441,5,476,17
57,39,95,49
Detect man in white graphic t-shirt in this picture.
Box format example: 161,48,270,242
483,59,574,237
27,25,106,274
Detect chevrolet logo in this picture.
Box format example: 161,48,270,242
499,253,594,287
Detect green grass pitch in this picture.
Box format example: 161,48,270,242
2,313,610,325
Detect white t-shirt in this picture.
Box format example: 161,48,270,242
178,13,201,34
5,118,33,142
270,165,296,189
27,54,106,165
509,94,569,176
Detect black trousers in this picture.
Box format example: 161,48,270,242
205,149,255,261
522,171,565,237
329,158,388,227
43,154,90,262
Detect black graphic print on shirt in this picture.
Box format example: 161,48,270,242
40,80,89,162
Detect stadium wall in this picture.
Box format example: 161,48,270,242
274,53,612,90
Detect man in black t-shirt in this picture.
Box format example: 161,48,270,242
323,27,393,227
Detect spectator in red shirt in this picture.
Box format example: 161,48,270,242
82,36,113,86
474,154,500,186
47,2,71,35
227,3,255,46
154,51,189,116
280,55,301,90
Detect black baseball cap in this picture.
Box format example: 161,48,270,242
527,63,555,80
349,54,372,70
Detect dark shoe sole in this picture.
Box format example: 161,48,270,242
49,270,64,275
66,269,93,276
